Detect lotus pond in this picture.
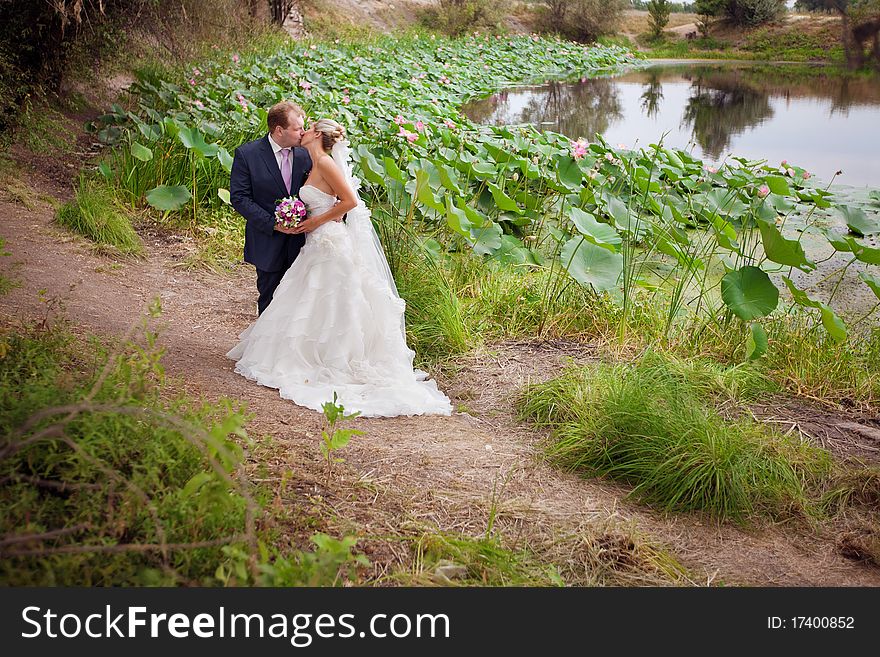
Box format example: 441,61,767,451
93,34,880,361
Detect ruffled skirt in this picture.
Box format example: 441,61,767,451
227,222,452,418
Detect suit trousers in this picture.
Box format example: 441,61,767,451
255,237,302,315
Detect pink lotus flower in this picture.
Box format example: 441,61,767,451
803,171,811,180
705,165,718,174
483,64,489,70
414,120,425,132
194,100,204,109
299,80,312,90
193,68,201,76
786,168,795,177
394,115,406,125
604,152,614,162
398,128,418,143
419,72,427,78
410,76,419,83
368,88,377,95
572,141,588,160
310,44,317,50
444,119,456,129
189,78,196,86
758,184,770,198
232,54,239,64
440,75,451,84
342,95,350,104
781,160,788,166
617,143,627,149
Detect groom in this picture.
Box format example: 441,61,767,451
230,101,312,315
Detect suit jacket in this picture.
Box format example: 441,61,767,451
230,135,312,272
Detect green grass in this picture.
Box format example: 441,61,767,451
641,28,845,63
0,316,366,586
0,237,17,296
397,532,565,586
680,315,880,407
181,206,245,272
57,177,143,255
820,466,880,515
518,351,831,521
15,100,78,154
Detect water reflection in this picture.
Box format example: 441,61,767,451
468,78,624,143
462,63,880,186
640,71,663,120
680,73,773,158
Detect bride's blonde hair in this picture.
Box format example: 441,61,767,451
313,118,346,151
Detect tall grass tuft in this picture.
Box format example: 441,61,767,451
518,352,830,521
681,315,880,407
374,211,473,363
57,177,142,255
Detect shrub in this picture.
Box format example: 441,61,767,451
420,0,504,37
535,0,627,42
725,0,787,26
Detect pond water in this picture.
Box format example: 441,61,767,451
462,61,880,188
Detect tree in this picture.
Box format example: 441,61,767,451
648,0,672,37
269,0,296,25
694,0,725,35
724,0,786,26
800,1,880,69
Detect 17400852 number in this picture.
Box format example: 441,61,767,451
768,617,855,629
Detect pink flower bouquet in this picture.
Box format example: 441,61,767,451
275,196,306,229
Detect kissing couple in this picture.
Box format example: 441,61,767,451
226,101,451,418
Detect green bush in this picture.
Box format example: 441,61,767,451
419,0,505,37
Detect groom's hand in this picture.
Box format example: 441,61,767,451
274,224,298,235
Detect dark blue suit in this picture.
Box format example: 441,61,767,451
230,135,312,314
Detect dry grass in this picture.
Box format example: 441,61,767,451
618,9,699,38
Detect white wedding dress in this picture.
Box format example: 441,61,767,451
226,147,452,418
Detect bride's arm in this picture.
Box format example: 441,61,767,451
291,156,357,234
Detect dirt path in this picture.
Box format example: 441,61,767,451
2,187,878,586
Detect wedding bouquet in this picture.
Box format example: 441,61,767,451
275,196,306,228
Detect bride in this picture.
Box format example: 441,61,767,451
226,118,452,418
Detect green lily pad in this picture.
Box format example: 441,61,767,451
146,185,191,211
560,237,623,292
839,205,880,237
721,266,779,321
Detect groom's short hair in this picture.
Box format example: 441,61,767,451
267,101,305,133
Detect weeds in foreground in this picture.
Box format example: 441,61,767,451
320,393,364,480
57,176,143,256
0,308,366,586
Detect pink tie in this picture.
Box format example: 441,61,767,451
280,148,291,194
